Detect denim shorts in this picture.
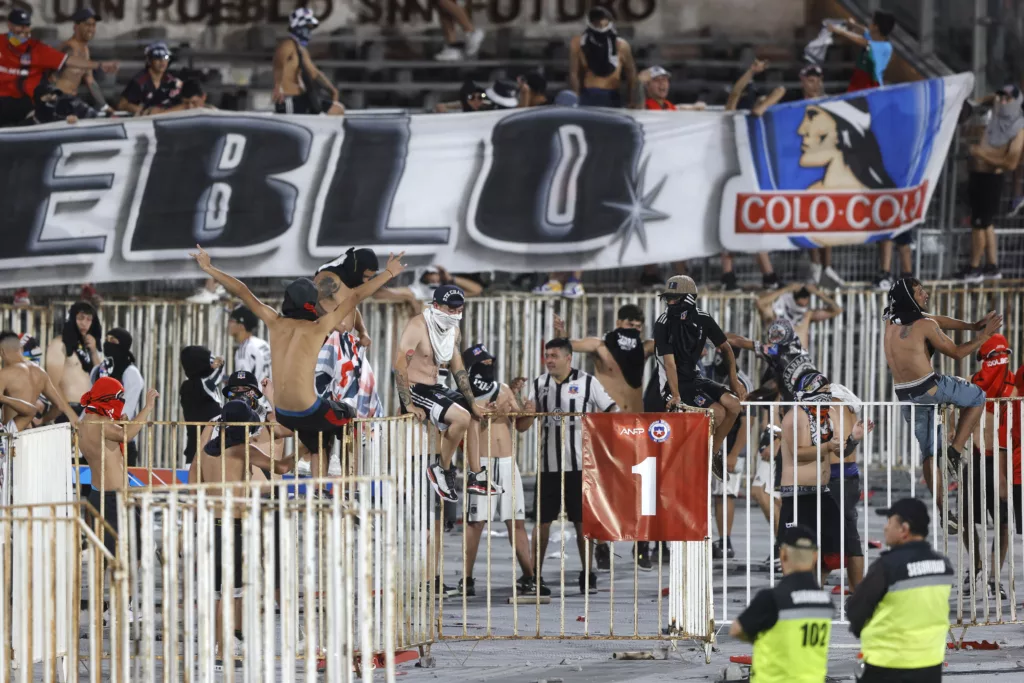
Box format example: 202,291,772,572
899,375,985,459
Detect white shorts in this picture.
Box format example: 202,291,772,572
712,458,744,497
752,458,774,492
466,457,524,522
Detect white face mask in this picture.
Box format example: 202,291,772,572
431,309,462,332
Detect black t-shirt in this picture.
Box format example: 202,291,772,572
121,70,181,110
737,571,829,638
654,306,727,384
603,328,646,389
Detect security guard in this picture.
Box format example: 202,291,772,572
730,524,834,682
848,498,953,682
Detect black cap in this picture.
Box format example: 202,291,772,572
71,7,100,23
229,305,259,333
800,63,823,78
222,370,263,398
281,277,319,321
433,284,465,308
461,343,494,369
7,8,31,25
876,497,930,536
780,524,818,550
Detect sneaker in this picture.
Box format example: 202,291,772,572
434,576,458,598
945,445,962,482
578,570,598,595
989,581,1008,600
433,45,464,62
721,272,739,292
809,263,823,284
726,538,735,559
466,468,502,496
635,552,653,572
944,509,959,535
954,267,984,284
711,452,724,481
762,273,782,290
712,539,725,559
562,280,585,299
823,266,847,287
872,273,893,291
457,577,475,597
464,28,484,57
426,461,458,502
983,264,1003,280
761,555,782,573
595,543,611,572
12,288,30,306
214,658,242,672
517,575,551,597
532,280,563,295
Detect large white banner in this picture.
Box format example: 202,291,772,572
0,74,970,287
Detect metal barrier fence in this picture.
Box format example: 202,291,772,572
716,397,1024,645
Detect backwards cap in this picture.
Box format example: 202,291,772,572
281,278,320,321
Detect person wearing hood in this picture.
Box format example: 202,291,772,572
272,8,343,116
179,345,225,464
956,84,1024,282
90,328,145,466
884,277,1001,531
192,245,404,481
46,301,102,421
76,376,158,555
569,7,636,109
756,282,843,350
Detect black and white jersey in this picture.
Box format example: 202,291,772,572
234,336,272,386
528,368,616,473
654,306,727,388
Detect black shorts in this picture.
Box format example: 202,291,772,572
85,489,141,559
274,94,317,114
55,403,83,425
891,229,914,246
537,471,583,524
969,171,1004,229
971,451,1023,532
778,492,843,569
410,383,468,431
861,663,941,683
667,376,730,410
643,375,666,412
0,96,32,127
275,397,353,455
827,475,864,557
214,518,245,599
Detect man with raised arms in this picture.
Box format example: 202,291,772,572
190,245,405,478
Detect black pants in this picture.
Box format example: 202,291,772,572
860,663,941,682
0,97,32,127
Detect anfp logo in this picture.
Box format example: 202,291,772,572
648,420,670,443
619,427,645,436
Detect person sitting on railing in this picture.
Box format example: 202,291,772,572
190,245,405,480
883,277,1000,534
755,283,843,351
179,345,225,466
77,377,158,556
966,333,1021,598
456,343,550,599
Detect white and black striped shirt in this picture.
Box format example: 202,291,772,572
529,368,616,473
234,336,272,385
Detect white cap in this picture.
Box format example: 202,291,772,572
648,65,671,79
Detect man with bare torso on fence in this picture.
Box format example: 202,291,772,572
76,377,158,555
46,302,102,422
272,8,344,116
569,7,636,108
394,285,501,502
883,277,999,531
0,331,77,433
191,245,405,478
554,306,653,414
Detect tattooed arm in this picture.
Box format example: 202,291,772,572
394,321,425,421
450,330,490,421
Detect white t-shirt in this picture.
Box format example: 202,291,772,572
234,336,272,386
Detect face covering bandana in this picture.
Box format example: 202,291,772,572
666,293,697,316
470,364,497,397
81,377,126,421
101,328,134,382
8,32,27,47
422,307,462,365
580,19,619,77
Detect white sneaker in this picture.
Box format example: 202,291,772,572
823,266,847,287
434,46,464,62
186,285,225,304
562,280,585,299
532,280,563,295
809,262,823,284
464,29,484,57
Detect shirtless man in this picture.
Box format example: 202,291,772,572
76,377,158,556
272,8,344,116
569,7,636,108
553,305,653,413
191,245,404,479
756,283,843,351
313,247,377,346
457,344,549,597
883,277,999,529
0,331,77,431
46,302,102,421
201,400,295,668
393,285,500,502
54,9,109,112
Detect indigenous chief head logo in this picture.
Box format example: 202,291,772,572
720,76,972,253
648,419,670,443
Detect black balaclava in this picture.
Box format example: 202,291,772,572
180,345,215,379
884,278,925,326
580,7,619,78
469,363,497,397
102,327,135,382
63,301,101,372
